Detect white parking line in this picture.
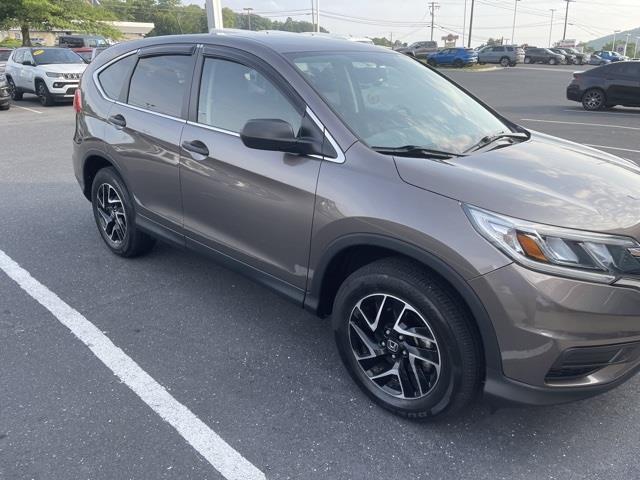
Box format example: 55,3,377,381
563,109,640,117
13,104,43,114
585,144,640,154
0,249,266,480
520,118,640,131
514,66,576,73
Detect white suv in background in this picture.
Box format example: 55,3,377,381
5,47,86,106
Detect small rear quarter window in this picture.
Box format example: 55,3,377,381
97,54,137,101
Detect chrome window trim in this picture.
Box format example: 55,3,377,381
304,107,345,164
115,100,186,123
186,120,240,137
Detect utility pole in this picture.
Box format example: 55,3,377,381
623,33,630,56
562,0,574,41
635,37,640,58
243,7,254,30
310,0,315,31
462,0,468,46
467,0,475,47
428,2,440,42
548,9,555,46
316,0,320,32
612,30,620,52
511,0,520,45
205,0,224,31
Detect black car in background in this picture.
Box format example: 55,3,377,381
524,48,565,65
549,48,577,64
0,72,11,110
563,47,590,65
567,61,640,110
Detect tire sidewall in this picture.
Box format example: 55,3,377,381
333,272,466,418
582,89,605,111
91,168,136,255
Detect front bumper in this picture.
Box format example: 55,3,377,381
566,84,582,102
471,263,640,405
49,81,79,99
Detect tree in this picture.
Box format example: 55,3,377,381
372,36,393,47
601,41,635,57
0,0,121,46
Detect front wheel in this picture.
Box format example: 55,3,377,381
548,58,557,65
453,59,464,68
524,56,531,64
427,59,437,67
36,81,54,106
91,167,156,257
499,57,510,67
332,258,482,420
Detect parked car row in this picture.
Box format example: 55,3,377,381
567,60,640,110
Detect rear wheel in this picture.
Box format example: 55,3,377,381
427,58,437,67
524,56,531,64
7,77,22,100
582,88,606,111
453,58,464,68
91,167,156,257
499,56,510,67
548,58,557,65
332,258,482,420
36,81,54,106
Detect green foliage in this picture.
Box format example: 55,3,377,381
0,0,121,45
0,37,21,47
601,41,637,57
372,37,392,47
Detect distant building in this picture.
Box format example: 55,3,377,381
0,21,154,46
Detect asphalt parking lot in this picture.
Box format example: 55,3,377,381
1,64,640,480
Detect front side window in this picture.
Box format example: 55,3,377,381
32,48,83,65
128,54,192,117
197,57,302,134
12,49,24,64
289,51,508,154
98,53,137,101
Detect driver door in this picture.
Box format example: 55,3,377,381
179,48,324,296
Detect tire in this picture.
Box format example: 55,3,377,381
6,77,22,100
427,59,437,67
91,167,156,257
499,56,510,67
453,59,463,68
524,56,531,64
582,88,606,111
548,58,557,65
36,80,54,106
479,61,486,65
509,61,517,67
0,103,9,111
332,257,482,420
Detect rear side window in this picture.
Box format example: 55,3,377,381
197,58,302,134
128,55,193,117
98,54,137,101
12,49,24,63
492,47,505,52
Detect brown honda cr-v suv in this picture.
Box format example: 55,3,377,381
73,30,640,419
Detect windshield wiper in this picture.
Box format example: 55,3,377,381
373,145,464,160
465,132,528,153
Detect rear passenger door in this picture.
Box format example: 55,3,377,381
604,62,640,105
179,47,325,295
102,44,196,230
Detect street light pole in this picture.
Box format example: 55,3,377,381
635,37,640,58
548,9,555,47
467,0,475,47
205,0,223,30
462,0,468,45
511,0,520,45
243,7,254,30
316,0,320,32
623,33,630,56
612,30,620,52
562,0,574,41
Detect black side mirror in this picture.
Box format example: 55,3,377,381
240,118,323,156
22,60,34,66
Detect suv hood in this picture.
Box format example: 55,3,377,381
38,63,86,74
394,131,640,237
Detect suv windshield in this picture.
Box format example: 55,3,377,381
288,50,509,154
32,48,84,65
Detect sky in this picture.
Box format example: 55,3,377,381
189,0,640,47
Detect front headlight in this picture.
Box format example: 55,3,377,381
45,72,62,78
465,205,640,283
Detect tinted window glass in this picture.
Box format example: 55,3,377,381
128,55,192,117
98,54,137,101
291,51,508,154
492,47,504,52
197,58,302,134
616,62,640,76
